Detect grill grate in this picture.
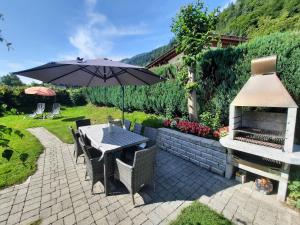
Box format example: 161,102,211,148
234,127,284,149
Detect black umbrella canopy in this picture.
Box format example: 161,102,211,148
13,58,164,87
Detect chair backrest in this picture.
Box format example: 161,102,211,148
143,127,158,143
69,126,80,147
111,119,122,127
36,103,45,114
133,145,157,186
78,135,92,160
133,123,143,135
52,103,60,114
123,120,131,131
76,119,91,129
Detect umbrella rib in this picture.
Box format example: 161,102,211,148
119,68,150,85
106,70,124,79
13,64,71,74
47,65,89,83
95,66,104,77
81,67,104,80
109,67,123,86
106,67,113,77
137,68,165,80
86,75,95,87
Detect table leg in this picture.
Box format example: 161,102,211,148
104,153,109,196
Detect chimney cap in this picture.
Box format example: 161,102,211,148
251,55,277,76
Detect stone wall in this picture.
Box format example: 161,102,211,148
157,128,227,176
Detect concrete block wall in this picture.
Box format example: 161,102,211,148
157,128,227,176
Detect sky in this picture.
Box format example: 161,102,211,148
0,0,230,83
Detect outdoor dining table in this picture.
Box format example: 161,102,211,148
78,124,149,196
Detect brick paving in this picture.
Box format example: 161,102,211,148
0,127,299,225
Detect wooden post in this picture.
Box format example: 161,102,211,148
187,66,198,121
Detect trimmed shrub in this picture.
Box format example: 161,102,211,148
84,79,187,117
68,89,87,106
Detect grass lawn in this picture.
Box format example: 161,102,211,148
0,104,163,188
170,201,232,225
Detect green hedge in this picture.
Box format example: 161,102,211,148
84,78,187,117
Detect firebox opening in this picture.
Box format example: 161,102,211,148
233,107,288,150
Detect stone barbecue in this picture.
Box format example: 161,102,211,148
220,55,300,201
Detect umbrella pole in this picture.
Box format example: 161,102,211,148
121,86,125,125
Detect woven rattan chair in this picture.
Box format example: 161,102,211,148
133,123,143,135
143,127,158,147
123,119,131,131
76,119,91,129
69,126,84,164
115,145,157,205
78,136,104,194
111,119,122,127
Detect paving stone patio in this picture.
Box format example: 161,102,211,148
0,127,299,225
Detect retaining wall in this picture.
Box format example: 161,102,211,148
157,128,227,176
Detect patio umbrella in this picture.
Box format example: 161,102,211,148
25,86,56,96
13,58,164,122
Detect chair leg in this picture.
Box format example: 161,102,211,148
132,194,135,205
85,171,88,180
75,156,78,164
91,179,94,194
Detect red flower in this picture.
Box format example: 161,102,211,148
163,119,172,127
175,120,211,137
213,126,229,139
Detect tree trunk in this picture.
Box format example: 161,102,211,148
187,66,198,121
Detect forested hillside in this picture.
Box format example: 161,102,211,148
122,0,300,66
216,0,300,37
121,40,175,66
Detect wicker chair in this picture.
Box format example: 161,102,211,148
76,119,91,129
78,136,104,194
115,145,157,205
143,127,158,147
123,119,131,131
133,123,143,135
69,126,85,164
111,119,122,127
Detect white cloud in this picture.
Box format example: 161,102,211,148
221,0,237,11
64,0,149,60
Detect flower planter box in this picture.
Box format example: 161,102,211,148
157,128,227,176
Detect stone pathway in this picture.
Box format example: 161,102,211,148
0,127,299,225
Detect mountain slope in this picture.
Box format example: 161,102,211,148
122,0,300,66
121,40,176,66
216,0,300,37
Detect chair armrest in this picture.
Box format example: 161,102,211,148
116,158,133,171
115,158,133,187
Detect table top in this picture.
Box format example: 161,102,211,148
79,124,149,153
